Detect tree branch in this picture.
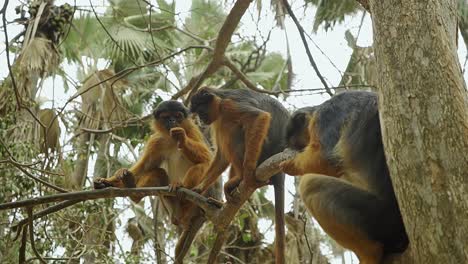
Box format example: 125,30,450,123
0,148,299,262
204,148,298,262
171,0,254,101
0,186,216,211
221,58,278,95
28,207,47,264
282,0,333,97
12,200,81,239
0,149,297,212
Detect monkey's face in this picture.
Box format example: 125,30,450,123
190,89,216,125
153,100,189,131
286,112,310,150
156,111,186,130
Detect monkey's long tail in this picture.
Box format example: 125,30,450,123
272,173,286,264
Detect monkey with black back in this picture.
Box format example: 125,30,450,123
94,100,214,264
281,91,408,264
189,87,290,264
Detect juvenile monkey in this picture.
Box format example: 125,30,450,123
281,91,408,264
94,100,212,263
189,87,290,264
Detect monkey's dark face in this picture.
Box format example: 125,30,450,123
285,112,310,150
190,89,216,125
153,100,189,131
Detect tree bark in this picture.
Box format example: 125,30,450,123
369,0,468,262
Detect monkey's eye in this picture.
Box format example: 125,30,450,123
174,112,183,119
159,113,170,119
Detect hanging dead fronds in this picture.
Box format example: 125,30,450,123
78,69,131,130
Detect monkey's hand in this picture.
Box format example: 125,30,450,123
192,182,209,195
279,160,301,176
169,181,182,192
94,168,134,189
192,185,203,194
169,181,185,200
170,127,186,148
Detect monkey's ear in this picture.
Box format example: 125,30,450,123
152,109,160,119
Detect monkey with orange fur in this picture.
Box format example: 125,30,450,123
281,91,408,264
189,87,290,264
94,100,212,264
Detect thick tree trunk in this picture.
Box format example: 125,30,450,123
369,0,468,263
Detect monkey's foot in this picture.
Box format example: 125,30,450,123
224,189,241,203
93,178,113,189
224,177,242,203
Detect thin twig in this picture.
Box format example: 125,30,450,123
89,0,138,66
28,207,47,264
282,0,333,96
0,137,68,193
0,149,299,263
9,158,68,193
19,225,28,263
172,0,254,101
301,214,314,263
50,45,210,129
222,58,278,95
0,187,218,212
13,200,81,239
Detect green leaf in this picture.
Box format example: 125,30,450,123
242,232,252,243
184,0,226,40
108,0,149,18
61,14,106,62
306,0,361,32
247,52,288,91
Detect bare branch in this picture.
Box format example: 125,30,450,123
222,58,279,96
255,148,298,182
0,186,219,212
282,0,333,97
13,200,81,239
51,45,211,129
19,225,27,264
0,138,68,193
205,149,298,260
28,207,47,264
171,0,254,101
0,148,299,262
